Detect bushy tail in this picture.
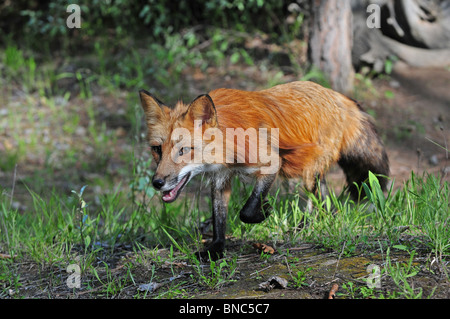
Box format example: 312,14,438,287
338,115,389,200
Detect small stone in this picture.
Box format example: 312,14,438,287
429,154,439,166
389,80,400,88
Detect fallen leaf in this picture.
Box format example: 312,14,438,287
328,283,339,299
253,243,275,254
258,276,288,292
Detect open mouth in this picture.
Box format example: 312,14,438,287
161,173,191,203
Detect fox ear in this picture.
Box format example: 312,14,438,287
139,90,166,125
187,94,217,127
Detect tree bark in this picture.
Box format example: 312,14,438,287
308,0,355,95
351,0,450,71
400,0,450,49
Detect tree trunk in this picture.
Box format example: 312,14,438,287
308,0,355,95
400,0,450,49
351,0,450,71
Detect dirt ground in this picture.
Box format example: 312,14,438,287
380,65,449,183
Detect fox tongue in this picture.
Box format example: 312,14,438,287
162,175,188,202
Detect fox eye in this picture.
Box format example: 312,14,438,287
151,145,162,155
178,147,191,156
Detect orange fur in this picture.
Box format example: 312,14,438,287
208,81,368,189
140,81,388,193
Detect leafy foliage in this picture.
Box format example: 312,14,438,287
1,1,299,47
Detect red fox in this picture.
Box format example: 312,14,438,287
139,81,389,259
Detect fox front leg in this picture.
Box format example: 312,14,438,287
198,176,231,261
239,173,276,224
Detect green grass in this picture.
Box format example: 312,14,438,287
339,245,436,299
1,167,448,298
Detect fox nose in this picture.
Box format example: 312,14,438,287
152,177,165,190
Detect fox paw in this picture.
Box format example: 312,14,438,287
240,200,272,224
196,241,224,262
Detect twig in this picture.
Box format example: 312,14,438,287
250,265,273,278
416,148,422,172
10,164,17,209
1,164,16,251
439,126,448,184
284,256,294,279
0,253,17,259
285,244,314,251
333,241,346,280
386,0,405,37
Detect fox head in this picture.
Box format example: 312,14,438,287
139,90,220,203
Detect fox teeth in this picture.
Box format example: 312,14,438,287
161,174,189,203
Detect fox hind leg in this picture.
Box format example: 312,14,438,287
305,174,329,213
299,174,330,230
239,173,276,224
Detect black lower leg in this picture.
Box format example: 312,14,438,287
240,173,276,224
199,178,230,261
